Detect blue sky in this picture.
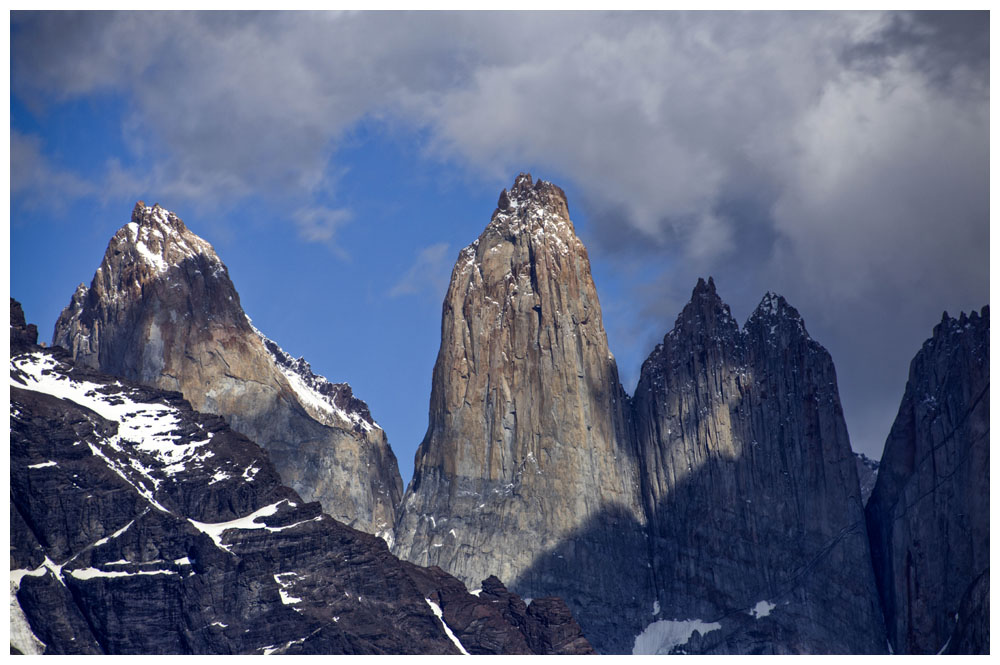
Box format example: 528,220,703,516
11,11,990,483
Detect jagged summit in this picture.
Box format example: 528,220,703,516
114,201,222,276
484,173,574,252
745,290,811,341
933,305,989,340
495,172,568,214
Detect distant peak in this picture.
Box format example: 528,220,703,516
667,277,737,339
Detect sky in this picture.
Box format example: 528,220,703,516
10,10,990,485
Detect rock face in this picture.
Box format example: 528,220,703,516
51,202,401,539
855,453,879,505
865,307,989,654
10,300,592,655
392,174,651,653
631,281,886,653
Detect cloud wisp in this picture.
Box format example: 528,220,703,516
389,242,452,299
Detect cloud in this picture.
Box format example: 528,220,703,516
292,206,353,254
389,242,452,299
11,10,988,456
11,131,94,209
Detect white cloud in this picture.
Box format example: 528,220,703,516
11,131,93,207
389,242,452,299
292,206,353,249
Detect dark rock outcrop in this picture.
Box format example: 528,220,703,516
392,174,650,653
10,300,591,655
51,203,402,539
631,282,885,653
866,307,989,654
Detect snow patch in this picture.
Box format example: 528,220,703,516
425,598,469,655
632,618,722,655
188,500,317,553
10,580,46,655
274,573,303,605
749,600,776,619
67,567,178,579
27,461,57,469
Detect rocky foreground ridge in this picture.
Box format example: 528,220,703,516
866,307,990,654
52,203,402,540
11,299,593,655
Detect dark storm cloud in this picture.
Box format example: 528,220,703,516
841,11,989,93
11,10,988,457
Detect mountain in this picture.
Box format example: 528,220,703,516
11,298,593,655
631,281,886,653
391,175,895,653
865,307,989,654
51,203,401,540
392,174,651,653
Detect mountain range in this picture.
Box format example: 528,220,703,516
12,174,989,654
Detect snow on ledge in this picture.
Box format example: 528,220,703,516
632,618,722,655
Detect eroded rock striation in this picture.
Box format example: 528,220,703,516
392,174,651,653
865,307,989,654
11,300,591,655
631,280,886,653
52,203,401,539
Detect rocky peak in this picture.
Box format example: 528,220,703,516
11,298,38,353
866,306,989,654
52,202,403,538
116,201,222,276
393,174,650,653
745,291,810,343
669,276,740,341
632,278,886,654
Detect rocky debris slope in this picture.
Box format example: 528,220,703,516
392,174,651,653
865,307,989,654
10,299,591,655
51,203,401,539
631,280,886,653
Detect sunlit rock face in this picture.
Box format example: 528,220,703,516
52,203,402,539
392,174,652,653
866,307,989,655
631,279,887,654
